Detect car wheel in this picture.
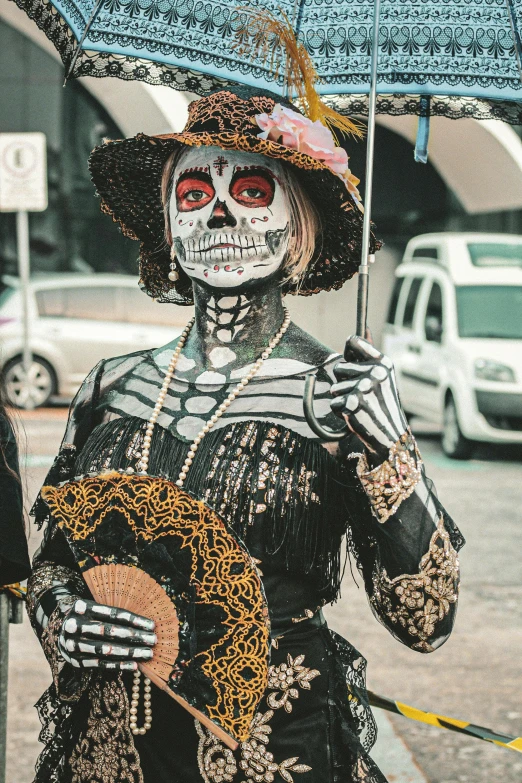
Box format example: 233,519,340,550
3,356,57,409
442,397,473,460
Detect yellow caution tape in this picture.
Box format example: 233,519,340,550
396,701,469,730
0,582,26,600
501,738,522,753
367,691,522,754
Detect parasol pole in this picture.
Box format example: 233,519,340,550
504,0,522,85
356,0,381,338
303,0,382,440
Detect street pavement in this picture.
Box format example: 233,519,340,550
5,409,522,783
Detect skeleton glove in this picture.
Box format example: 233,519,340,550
58,598,157,670
331,336,408,464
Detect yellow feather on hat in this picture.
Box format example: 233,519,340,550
235,7,364,140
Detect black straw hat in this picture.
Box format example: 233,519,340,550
89,86,380,305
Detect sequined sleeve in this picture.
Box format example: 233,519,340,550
346,431,464,653
356,430,423,524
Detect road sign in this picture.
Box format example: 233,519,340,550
0,133,47,212
0,133,47,409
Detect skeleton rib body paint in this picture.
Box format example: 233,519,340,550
163,146,298,437
170,147,290,289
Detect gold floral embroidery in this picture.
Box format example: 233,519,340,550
240,727,312,783
205,424,259,524
258,428,320,517
267,655,320,713
357,430,423,523
371,516,460,652
196,654,318,782
291,608,320,624
69,676,142,783
202,424,321,529
196,721,238,782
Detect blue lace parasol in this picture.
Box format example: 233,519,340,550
12,0,522,120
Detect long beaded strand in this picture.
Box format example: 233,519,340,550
130,669,152,735
137,307,291,484
132,307,290,734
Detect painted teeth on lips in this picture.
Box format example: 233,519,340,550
184,234,267,253
206,265,245,275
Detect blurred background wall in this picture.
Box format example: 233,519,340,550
1,2,522,351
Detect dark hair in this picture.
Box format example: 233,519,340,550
0,375,22,483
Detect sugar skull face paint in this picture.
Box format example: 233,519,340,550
169,147,290,289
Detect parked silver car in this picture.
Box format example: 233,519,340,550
0,274,191,407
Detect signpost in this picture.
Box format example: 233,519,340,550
0,132,48,410
0,132,47,783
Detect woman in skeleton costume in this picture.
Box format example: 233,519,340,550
26,88,464,783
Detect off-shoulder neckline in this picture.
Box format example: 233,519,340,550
93,413,348,469
145,350,341,385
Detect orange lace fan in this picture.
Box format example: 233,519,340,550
84,563,179,680
42,471,271,750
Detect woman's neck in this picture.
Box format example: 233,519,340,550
185,283,286,370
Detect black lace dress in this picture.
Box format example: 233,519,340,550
27,351,464,783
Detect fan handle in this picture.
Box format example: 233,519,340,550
142,666,239,750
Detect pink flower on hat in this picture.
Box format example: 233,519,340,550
255,104,348,172
255,104,362,206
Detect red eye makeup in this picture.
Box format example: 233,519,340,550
229,170,275,208
175,175,215,212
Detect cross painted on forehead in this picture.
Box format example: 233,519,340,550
213,156,229,176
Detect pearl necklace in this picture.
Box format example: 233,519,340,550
131,308,290,735
137,307,291,483
130,669,152,735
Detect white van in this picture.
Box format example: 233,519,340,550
382,233,522,458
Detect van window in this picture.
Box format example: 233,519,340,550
402,278,423,328
456,285,522,339
386,278,404,324
63,287,121,321
412,247,438,260
424,282,443,342
120,288,188,327
467,242,522,267
36,288,65,317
